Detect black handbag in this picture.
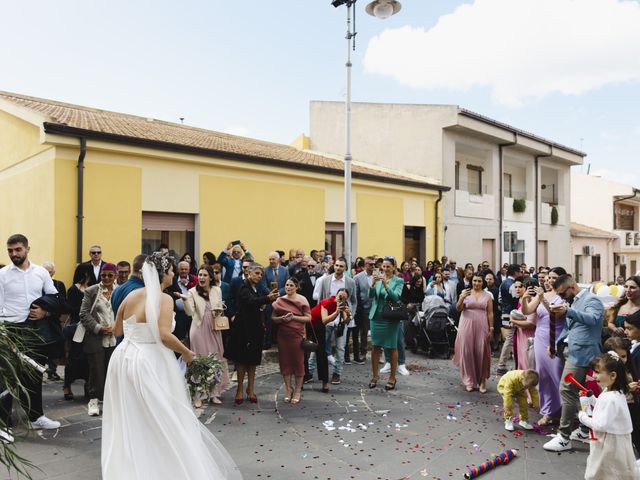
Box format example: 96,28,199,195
300,321,319,353
381,300,409,322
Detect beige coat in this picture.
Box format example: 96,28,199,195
183,286,223,327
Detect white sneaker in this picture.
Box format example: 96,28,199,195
327,355,336,366
87,398,100,416
518,420,534,430
0,428,14,443
543,434,572,452
570,427,590,443
30,415,61,430
379,362,391,374
504,419,514,431
397,364,410,376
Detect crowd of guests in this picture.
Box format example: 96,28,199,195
4,234,640,477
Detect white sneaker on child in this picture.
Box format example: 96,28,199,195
518,420,533,430
397,364,410,376
504,419,514,431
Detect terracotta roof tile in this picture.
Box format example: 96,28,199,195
0,91,446,191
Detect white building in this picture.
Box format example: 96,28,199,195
309,101,584,269
571,172,640,281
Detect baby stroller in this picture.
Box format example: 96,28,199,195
410,295,456,358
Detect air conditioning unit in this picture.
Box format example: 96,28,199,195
582,245,595,256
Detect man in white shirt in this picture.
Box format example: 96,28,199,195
313,258,357,385
0,234,61,440
0,235,58,321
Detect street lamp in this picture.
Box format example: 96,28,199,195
331,0,401,268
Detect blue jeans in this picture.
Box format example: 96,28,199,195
384,320,405,365
325,323,347,376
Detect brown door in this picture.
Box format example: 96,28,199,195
404,227,425,265
482,239,495,270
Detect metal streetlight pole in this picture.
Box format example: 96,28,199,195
332,0,401,268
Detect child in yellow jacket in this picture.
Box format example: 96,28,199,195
498,369,540,431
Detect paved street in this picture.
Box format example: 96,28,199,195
9,352,588,480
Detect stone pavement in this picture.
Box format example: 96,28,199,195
8,352,589,480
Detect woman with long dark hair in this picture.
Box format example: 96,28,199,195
180,253,198,276
272,278,311,404
521,266,567,426
453,273,493,393
606,276,640,336
182,264,229,407
368,257,404,391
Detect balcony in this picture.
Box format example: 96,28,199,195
454,183,494,219
504,193,534,223
541,202,566,226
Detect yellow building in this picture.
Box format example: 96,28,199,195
0,92,448,284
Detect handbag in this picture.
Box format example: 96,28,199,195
212,301,230,331
381,300,409,322
300,320,319,353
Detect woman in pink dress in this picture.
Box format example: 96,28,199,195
510,279,537,370
182,264,230,407
453,273,494,393
271,277,311,404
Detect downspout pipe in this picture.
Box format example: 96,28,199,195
434,189,443,261
498,133,517,263
76,137,86,264
534,149,553,268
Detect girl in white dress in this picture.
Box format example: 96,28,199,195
101,253,242,480
578,351,638,480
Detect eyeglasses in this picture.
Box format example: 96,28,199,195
101,273,115,278
242,265,251,269
90,251,102,255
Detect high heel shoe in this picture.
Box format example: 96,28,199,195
63,387,74,401
234,397,244,405
291,393,301,405
247,393,258,404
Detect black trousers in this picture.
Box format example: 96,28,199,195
1,349,47,424
308,324,328,383
354,309,370,357
86,346,115,401
629,402,640,455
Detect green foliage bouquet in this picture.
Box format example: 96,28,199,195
185,354,223,398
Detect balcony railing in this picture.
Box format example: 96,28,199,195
504,190,527,200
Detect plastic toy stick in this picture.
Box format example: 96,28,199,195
564,373,597,440
463,449,518,479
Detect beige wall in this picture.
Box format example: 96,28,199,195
309,101,457,181
571,236,614,283
571,171,632,232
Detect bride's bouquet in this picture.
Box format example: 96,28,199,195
185,354,223,397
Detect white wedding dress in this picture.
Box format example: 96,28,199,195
101,263,242,479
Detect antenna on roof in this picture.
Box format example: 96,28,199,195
179,117,184,124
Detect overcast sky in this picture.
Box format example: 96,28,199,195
2,0,638,184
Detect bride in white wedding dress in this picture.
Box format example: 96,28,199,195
101,253,243,479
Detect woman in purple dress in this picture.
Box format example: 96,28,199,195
522,276,566,426
453,273,494,393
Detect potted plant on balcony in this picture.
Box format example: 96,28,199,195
551,205,559,225
513,198,526,213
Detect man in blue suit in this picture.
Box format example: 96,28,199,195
543,274,604,452
260,252,290,349
219,241,251,284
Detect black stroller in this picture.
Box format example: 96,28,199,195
408,295,456,358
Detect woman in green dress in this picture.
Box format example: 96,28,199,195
368,256,404,391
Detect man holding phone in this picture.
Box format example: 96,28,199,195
219,240,250,284
497,264,523,375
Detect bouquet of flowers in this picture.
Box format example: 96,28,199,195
185,353,223,398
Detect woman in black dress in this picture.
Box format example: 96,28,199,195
224,263,278,404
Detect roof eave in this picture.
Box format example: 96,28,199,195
43,122,449,193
